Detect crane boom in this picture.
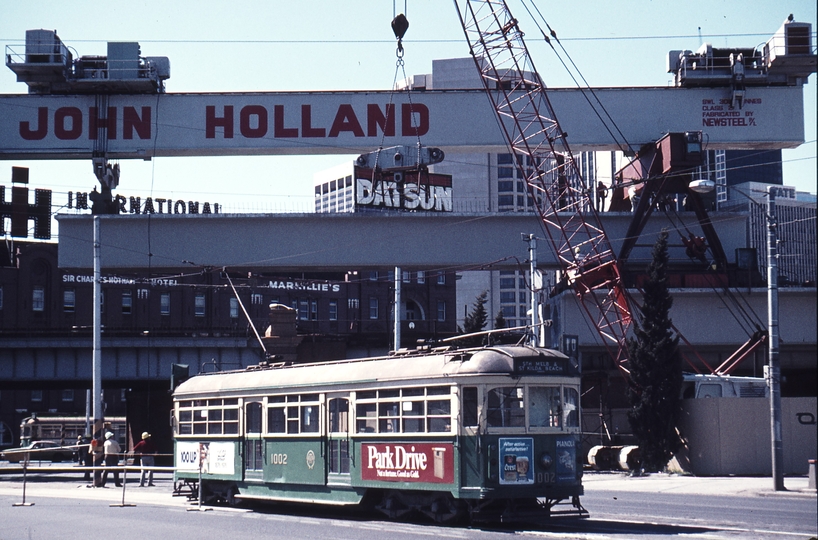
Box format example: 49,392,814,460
453,0,632,370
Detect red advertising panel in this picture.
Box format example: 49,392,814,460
361,443,454,484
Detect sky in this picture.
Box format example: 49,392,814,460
1,0,816,237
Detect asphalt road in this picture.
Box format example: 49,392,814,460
0,469,815,540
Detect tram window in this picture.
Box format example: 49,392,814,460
246,403,263,434
177,400,239,436
269,395,285,403
563,387,579,427
268,408,286,433
356,402,377,433
208,409,223,434
402,401,424,415
462,387,478,427
287,406,299,433
402,401,424,433
224,408,239,434
403,418,423,432
379,402,399,433
487,387,525,427
529,387,561,428
329,398,349,433
301,405,319,433
428,399,452,432
355,387,453,434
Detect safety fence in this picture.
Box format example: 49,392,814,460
0,448,204,509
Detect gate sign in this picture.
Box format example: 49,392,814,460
499,437,534,485
361,443,454,483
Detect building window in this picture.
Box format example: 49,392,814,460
329,300,338,321
402,270,411,283
31,390,43,402
229,297,239,319
137,288,149,300
369,297,378,319
62,389,74,402
100,291,104,314
298,299,309,321
369,271,378,281
436,272,446,285
122,290,132,314
32,286,45,312
160,293,170,316
500,291,516,303
417,271,425,284
63,289,76,312
348,298,359,310
0,285,4,310
437,300,446,322
194,293,206,317
310,300,318,321
251,293,263,305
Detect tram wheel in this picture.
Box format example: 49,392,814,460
422,495,465,524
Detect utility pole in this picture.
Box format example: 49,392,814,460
523,234,541,346
766,186,784,491
93,217,103,436
394,266,401,352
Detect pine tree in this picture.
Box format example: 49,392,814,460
494,310,507,329
626,230,683,473
458,290,489,346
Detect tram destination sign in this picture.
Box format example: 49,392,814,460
513,357,567,375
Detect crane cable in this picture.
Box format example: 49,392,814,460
522,0,768,346
520,0,636,156
370,4,428,202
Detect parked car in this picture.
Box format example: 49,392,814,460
1,441,74,463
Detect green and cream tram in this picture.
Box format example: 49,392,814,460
172,344,585,522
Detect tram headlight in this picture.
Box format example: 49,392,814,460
540,452,553,469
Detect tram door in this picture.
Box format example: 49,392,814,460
460,386,482,486
326,395,351,485
244,401,264,481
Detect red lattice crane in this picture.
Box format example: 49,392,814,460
453,0,634,372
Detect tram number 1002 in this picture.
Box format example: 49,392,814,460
271,453,288,465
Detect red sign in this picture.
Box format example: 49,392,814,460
361,443,454,484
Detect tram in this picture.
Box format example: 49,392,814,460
20,414,127,447
172,342,586,522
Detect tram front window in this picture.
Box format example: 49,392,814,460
487,387,525,428
529,387,561,427
563,387,579,427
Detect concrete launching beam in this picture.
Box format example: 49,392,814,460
57,212,748,272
